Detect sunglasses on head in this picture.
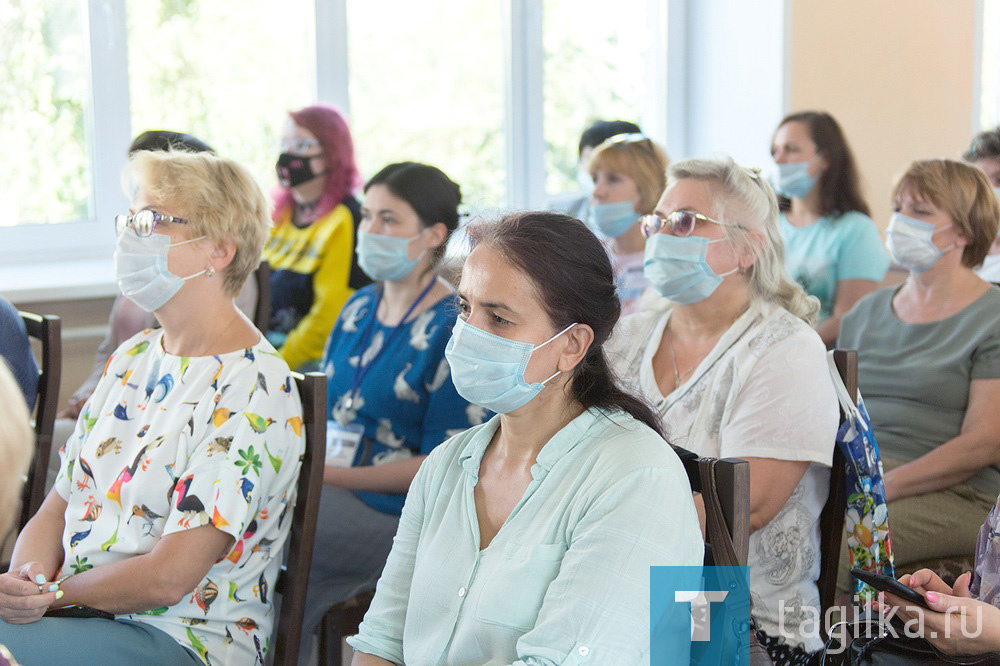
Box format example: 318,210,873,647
639,210,746,239
114,209,189,237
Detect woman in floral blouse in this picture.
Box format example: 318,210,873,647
0,150,304,666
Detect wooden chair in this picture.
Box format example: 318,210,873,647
269,371,326,666
674,446,751,567
817,349,857,621
17,312,61,531
320,589,377,665
253,261,272,332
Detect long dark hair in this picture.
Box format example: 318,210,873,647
466,211,664,437
365,162,462,268
774,111,870,217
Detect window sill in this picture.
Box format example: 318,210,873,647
2,257,117,305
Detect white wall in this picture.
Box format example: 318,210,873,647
666,0,787,171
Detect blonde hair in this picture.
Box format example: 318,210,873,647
668,156,820,325
588,135,669,214
124,150,269,296
893,159,1000,268
0,361,33,542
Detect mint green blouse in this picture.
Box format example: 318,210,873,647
348,407,703,665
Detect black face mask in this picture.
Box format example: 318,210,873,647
276,152,323,188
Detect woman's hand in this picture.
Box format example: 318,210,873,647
900,568,960,597
884,583,1000,656
0,562,62,624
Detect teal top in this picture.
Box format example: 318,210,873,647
838,285,1000,494
780,210,890,321
348,407,703,665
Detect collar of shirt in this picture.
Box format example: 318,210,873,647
457,409,600,483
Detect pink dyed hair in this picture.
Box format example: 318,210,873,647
271,104,361,224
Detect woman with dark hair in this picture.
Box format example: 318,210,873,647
263,104,371,371
348,211,702,665
299,162,489,655
771,111,889,345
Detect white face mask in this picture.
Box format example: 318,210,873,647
885,213,953,273
114,231,207,311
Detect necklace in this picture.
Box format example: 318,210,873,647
666,327,701,388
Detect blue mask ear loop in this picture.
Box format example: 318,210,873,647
702,236,739,279
531,322,579,385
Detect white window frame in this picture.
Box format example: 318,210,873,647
3,0,673,298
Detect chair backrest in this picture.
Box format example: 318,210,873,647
817,349,857,618
253,261,272,332
270,371,326,666
674,446,750,567
18,312,61,530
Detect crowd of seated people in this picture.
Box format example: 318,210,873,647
2,106,1000,666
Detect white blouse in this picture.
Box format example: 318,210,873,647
607,295,838,652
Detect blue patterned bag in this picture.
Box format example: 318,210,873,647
828,352,895,601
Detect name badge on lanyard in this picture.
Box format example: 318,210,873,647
326,421,364,468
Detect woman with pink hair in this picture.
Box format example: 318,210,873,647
264,104,371,371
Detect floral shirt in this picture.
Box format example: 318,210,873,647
54,329,305,665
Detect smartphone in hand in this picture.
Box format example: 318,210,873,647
851,568,930,609
45,605,115,621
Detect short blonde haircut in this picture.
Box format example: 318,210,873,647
893,159,1000,268
0,361,33,542
667,156,820,325
588,135,669,215
124,150,269,296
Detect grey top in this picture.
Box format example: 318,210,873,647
838,284,1000,494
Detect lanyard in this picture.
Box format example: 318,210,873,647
345,277,438,409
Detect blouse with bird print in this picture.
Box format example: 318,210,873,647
323,284,490,516
53,328,305,666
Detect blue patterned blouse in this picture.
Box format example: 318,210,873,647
322,282,489,515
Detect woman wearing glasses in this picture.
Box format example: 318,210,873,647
587,133,669,314
770,111,889,346
0,150,305,665
607,157,838,664
264,104,371,371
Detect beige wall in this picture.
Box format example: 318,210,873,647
787,0,979,230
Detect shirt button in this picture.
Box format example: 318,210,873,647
578,646,590,656
458,587,467,597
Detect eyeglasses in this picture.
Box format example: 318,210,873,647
639,210,746,238
114,209,189,237
278,137,321,154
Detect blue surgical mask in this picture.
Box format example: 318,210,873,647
356,228,426,282
885,213,953,273
588,201,639,239
114,231,207,312
445,318,577,414
993,186,1000,201
643,234,737,305
773,161,817,199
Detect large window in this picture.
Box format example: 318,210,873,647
1,0,670,273
542,0,650,195
127,0,316,191
348,0,506,209
0,0,93,226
